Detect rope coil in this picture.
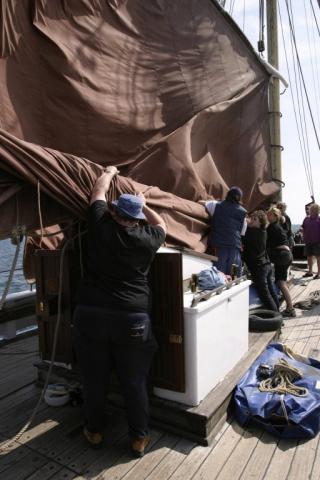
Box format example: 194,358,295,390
259,358,308,397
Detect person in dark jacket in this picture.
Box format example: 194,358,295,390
73,166,166,457
243,210,279,311
205,186,247,276
267,207,295,317
302,203,320,279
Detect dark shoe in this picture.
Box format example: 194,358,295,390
282,308,297,318
131,436,151,458
314,274,320,279
303,272,313,277
83,426,103,449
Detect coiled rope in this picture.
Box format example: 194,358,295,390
259,358,308,397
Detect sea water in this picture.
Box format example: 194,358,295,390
0,239,30,295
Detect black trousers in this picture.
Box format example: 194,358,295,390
72,305,157,439
250,264,279,312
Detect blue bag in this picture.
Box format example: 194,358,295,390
197,266,226,290
234,343,320,439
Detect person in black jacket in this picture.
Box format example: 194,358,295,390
243,210,279,311
267,207,295,317
73,167,166,457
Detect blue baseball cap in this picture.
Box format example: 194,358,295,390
112,194,146,220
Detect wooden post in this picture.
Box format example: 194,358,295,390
267,0,282,200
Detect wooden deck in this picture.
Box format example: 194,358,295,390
1,271,320,479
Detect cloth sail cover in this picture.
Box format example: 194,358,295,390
0,1,280,261
234,343,320,439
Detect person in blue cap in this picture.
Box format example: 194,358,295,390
205,186,247,276
73,166,166,457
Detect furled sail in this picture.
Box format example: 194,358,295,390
0,0,280,249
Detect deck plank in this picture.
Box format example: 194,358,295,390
262,438,297,480
85,430,171,479
214,424,264,480
169,421,229,480
138,437,195,480
238,431,278,480
0,449,48,480
286,435,319,480
2,272,320,480
192,421,245,480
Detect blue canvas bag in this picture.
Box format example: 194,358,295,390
234,343,320,439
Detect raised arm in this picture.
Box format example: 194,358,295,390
90,166,119,205
137,192,167,234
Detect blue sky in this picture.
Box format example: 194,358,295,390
227,0,320,223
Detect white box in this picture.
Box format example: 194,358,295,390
154,280,250,406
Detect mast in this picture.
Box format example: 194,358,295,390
266,0,282,200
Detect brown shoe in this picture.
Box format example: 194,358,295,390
131,436,151,458
83,426,103,449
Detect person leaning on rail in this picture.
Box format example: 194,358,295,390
72,166,166,457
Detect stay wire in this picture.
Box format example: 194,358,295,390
242,0,246,31
308,0,320,131
258,0,265,55
286,0,314,195
285,0,320,153
289,0,315,197
278,1,314,197
279,1,314,196
310,0,320,37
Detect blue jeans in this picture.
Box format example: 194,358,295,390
250,264,279,311
73,305,157,439
213,247,242,276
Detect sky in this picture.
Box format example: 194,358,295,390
224,0,320,224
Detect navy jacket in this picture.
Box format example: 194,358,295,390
209,200,246,249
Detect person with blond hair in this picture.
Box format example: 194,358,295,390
267,207,295,317
302,203,320,279
276,201,294,248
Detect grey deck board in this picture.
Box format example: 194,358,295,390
2,271,320,479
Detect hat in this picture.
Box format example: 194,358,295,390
112,194,146,220
229,186,243,198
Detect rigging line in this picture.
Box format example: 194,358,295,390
229,0,235,16
242,0,246,31
279,1,314,196
284,1,313,194
292,3,315,196
259,0,264,41
258,0,265,55
287,0,314,193
37,180,44,249
286,0,320,154
309,0,320,130
304,0,320,133
289,0,315,196
310,0,320,37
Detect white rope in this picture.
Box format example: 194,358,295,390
0,229,87,453
259,358,308,397
0,228,24,311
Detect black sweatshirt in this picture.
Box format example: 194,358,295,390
243,227,269,272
